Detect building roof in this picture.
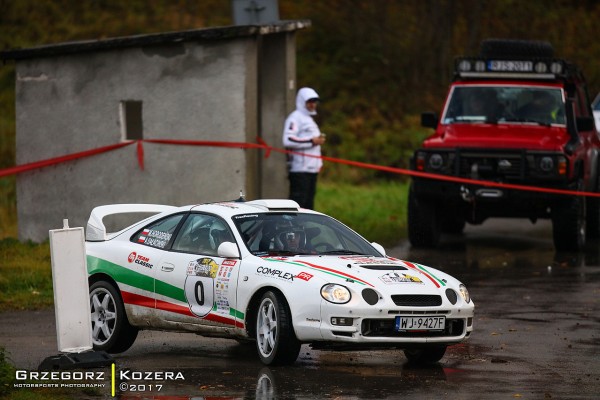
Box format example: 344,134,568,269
0,20,311,62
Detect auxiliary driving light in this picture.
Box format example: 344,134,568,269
331,317,354,326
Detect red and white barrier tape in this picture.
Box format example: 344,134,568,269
1,138,599,198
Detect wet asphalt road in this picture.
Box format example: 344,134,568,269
2,219,600,399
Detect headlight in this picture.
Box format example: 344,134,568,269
459,284,471,303
321,284,351,304
539,156,554,172
428,153,444,170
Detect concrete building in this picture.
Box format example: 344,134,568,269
0,21,310,242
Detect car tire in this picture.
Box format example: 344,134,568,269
407,184,441,247
255,291,301,365
89,280,138,353
403,346,447,365
552,188,586,252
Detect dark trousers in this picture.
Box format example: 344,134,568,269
289,172,318,210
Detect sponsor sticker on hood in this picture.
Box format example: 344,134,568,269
379,272,423,284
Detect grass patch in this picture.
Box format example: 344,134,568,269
0,239,53,311
315,180,409,247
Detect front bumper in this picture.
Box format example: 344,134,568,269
298,302,474,347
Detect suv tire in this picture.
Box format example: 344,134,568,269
552,186,586,252
407,184,441,247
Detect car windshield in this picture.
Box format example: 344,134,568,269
232,213,382,257
443,86,565,126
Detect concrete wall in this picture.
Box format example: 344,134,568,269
12,27,302,242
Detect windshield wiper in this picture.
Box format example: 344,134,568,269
501,117,552,127
320,250,366,255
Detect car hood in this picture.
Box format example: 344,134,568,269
261,255,453,293
425,124,568,150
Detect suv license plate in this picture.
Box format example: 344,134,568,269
395,316,445,332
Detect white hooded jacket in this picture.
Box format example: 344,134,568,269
282,87,323,173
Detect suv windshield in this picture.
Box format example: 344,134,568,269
232,213,382,257
443,86,565,126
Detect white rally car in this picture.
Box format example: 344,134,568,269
86,199,474,365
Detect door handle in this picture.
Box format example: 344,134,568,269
161,263,175,272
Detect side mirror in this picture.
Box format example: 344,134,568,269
421,112,438,129
217,242,240,259
576,116,595,132
371,242,386,257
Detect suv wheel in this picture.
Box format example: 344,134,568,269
586,173,600,238
552,188,586,252
407,183,441,247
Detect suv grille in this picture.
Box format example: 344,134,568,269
391,295,442,307
458,151,523,179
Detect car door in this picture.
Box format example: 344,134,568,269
153,212,241,332
124,213,186,324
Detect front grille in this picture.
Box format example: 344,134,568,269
391,295,442,307
361,318,465,338
457,151,523,180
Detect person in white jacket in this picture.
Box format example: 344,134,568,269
282,87,326,209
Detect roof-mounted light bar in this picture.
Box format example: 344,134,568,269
455,57,566,80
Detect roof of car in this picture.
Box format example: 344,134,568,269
86,199,314,241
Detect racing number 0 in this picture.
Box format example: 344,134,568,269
184,275,214,317
194,281,204,306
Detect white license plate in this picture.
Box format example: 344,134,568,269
395,316,445,331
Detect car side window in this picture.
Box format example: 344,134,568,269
132,214,184,249
172,213,234,256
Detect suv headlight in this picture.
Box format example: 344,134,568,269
539,156,554,172
428,153,444,170
321,284,351,304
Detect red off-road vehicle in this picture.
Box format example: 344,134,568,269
409,39,599,251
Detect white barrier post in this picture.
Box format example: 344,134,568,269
39,219,113,370
49,219,92,352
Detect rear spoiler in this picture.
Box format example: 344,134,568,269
86,204,177,241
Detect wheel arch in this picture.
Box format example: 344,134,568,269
244,286,289,339
89,273,119,291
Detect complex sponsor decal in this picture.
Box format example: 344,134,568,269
379,272,423,284
138,229,172,249
127,252,153,269
256,266,294,281
265,258,375,287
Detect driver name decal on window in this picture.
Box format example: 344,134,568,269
139,229,172,248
